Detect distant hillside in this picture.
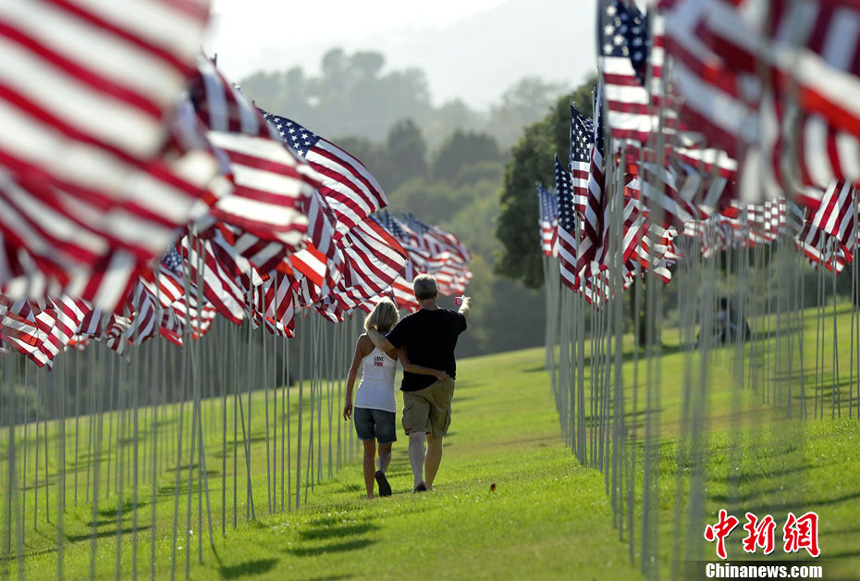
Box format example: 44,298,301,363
214,0,597,108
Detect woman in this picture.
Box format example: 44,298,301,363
343,299,448,498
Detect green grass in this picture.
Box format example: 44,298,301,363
3,303,860,579
4,347,643,580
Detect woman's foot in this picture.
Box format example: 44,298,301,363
375,470,392,497
412,482,427,493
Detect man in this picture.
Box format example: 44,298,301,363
367,273,470,492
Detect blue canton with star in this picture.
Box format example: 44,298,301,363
388,216,409,241
401,213,431,236
161,245,183,274
601,0,650,86
570,105,594,166
537,185,558,223
260,111,321,157
554,155,576,233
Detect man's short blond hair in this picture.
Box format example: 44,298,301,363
412,274,438,301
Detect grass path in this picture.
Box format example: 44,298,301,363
11,346,644,580
13,336,860,579
199,347,643,580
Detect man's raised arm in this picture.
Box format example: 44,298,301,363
458,296,472,320
366,328,395,352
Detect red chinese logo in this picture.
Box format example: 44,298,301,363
742,512,776,555
783,512,820,558
704,509,739,559
705,510,820,559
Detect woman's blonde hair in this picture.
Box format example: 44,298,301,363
364,298,399,334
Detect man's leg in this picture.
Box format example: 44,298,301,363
424,379,454,490
408,432,426,490
362,440,376,499
424,435,443,490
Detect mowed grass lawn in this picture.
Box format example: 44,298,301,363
9,324,860,580
10,347,644,580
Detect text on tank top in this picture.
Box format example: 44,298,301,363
354,346,397,412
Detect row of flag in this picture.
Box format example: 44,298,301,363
0,0,471,368
536,0,860,306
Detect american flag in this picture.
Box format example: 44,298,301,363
0,300,50,368
555,155,580,292
576,86,608,282
336,216,408,300
123,288,159,346
31,296,87,363
795,180,857,272
689,1,854,198
262,112,389,239
570,106,600,245
702,0,860,141
536,185,558,257
178,234,246,325
190,58,315,253
599,0,663,142
138,245,185,308
665,0,860,206
624,161,704,227
663,0,756,161
251,272,295,338
400,213,471,267
0,0,214,312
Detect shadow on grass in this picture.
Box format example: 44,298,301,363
98,497,151,519
65,524,151,543
164,462,220,476
820,548,860,560
525,343,685,374
710,489,860,518
218,557,279,579
298,522,377,541
286,538,375,557
288,576,351,581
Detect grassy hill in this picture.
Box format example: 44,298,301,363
5,332,860,579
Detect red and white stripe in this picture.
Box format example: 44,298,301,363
190,58,315,250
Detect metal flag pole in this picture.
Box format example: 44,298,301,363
288,326,296,510
115,352,129,581
2,347,17,580
296,312,305,509
282,332,288,511
327,321,335,480
272,318,278,511
263,320,272,514
89,346,107,581
57,361,66,581
33,370,40,530
21,361,28,548
232,318,239,529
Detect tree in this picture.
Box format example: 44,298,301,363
330,136,394,192
431,130,502,182
486,76,570,150
386,119,428,190
494,75,597,289
423,99,485,152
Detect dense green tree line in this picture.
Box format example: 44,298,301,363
240,48,568,153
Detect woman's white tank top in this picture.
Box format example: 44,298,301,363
354,347,397,413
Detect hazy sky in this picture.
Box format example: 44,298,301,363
206,0,598,108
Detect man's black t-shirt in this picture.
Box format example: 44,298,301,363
386,308,467,391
